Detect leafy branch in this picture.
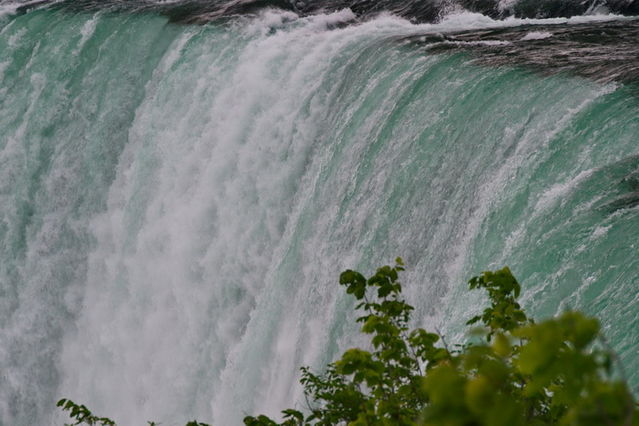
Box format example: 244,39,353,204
58,260,638,426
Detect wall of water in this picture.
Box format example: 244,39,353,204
0,7,637,425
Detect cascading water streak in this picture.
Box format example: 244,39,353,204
0,3,638,425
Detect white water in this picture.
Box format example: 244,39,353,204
54,12,457,424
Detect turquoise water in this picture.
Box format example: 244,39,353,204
0,6,637,425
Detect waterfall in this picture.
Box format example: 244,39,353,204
1,3,638,424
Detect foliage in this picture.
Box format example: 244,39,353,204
56,398,210,426
245,260,638,426
58,260,638,426
57,399,116,426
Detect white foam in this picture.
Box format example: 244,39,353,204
457,39,510,46
533,169,594,214
72,14,99,55
591,224,611,239
424,10,636,35
239,8,636,41
521,31,553,40
498,0,517,13
0,2,21,18
0,0,58,18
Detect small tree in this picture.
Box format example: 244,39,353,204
245,260,638,425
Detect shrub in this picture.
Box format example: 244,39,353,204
245,259,637,425
59,260,638,425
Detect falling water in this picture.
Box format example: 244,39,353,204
0,1,638,424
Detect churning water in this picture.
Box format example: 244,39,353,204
0,0,638,423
